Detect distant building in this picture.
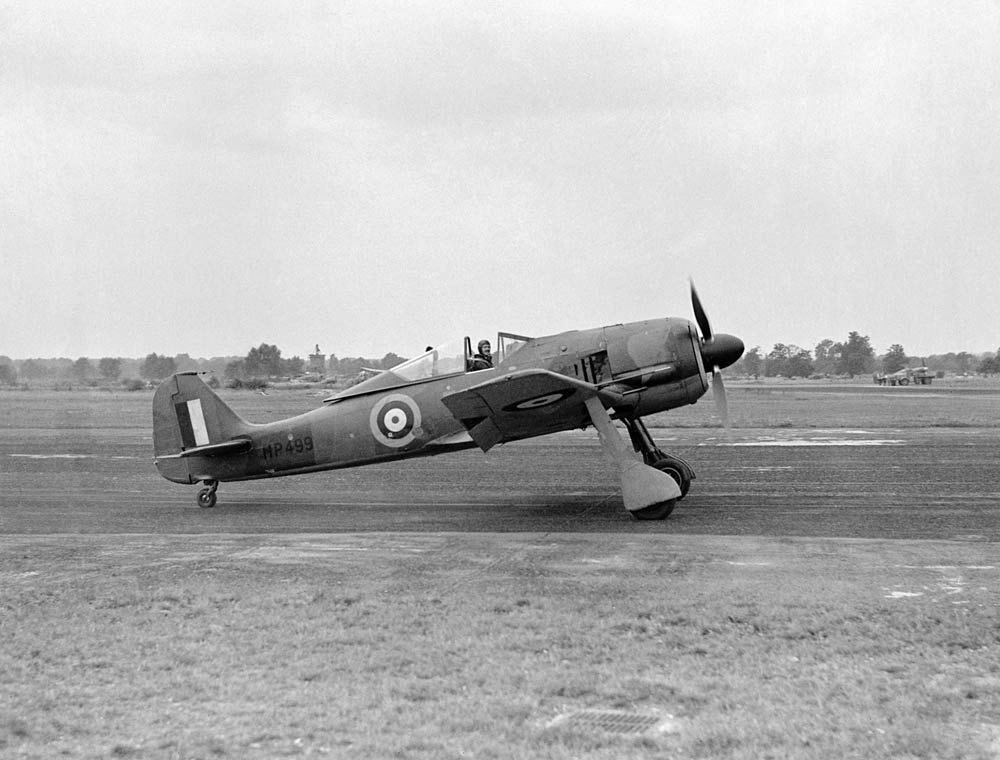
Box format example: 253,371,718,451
308,344,326,376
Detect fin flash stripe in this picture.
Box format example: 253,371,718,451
175,398,210,449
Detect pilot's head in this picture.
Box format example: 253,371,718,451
478,340,491,356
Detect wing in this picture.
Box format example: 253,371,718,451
440,370,622,451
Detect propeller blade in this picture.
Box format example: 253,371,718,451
690,278,713,341
690,278,741,428
712,368,730,428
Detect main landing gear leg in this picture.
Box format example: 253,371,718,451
622,417,695,499
583,397,681,520
197,480,219,509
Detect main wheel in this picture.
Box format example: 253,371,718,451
631,500,676,520
651,458,692,498
197,488,217,509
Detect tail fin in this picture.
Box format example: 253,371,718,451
153,373,251,482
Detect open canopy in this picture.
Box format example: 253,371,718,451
388,333,532,382
326,332,532,402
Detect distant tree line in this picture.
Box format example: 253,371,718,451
4,333,1000,389
732,332,1000,379
0,353,241,389
0,344,412,389
222,344,303,387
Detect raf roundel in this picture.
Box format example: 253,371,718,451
370,394,421,448
503,389,576,412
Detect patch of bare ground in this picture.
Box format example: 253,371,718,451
3,533,1000,759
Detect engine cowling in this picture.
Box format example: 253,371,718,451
602,319,710,415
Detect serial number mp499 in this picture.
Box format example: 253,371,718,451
261,436,314,460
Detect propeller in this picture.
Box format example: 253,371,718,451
712,369,730,426
691,279,713,342
690,279,743,427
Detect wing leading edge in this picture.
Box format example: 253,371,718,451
440,369,622,451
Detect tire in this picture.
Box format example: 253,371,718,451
631,500,676,520
651,458,692,498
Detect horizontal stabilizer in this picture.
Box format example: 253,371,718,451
157,438,253,460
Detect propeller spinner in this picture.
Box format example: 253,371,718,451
690,280,744,426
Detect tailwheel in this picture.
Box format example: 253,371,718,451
197,480,219,509
631,499,676,520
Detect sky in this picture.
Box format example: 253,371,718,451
3,0,999,361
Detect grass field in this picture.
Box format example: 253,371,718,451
3,534,1000,759
2,382,1000,759
4,377,997,433
652,378,1000,429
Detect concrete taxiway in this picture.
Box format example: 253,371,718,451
3,427,998,540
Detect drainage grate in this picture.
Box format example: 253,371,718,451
549,710,676,735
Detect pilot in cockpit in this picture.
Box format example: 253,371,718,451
469,339,493,371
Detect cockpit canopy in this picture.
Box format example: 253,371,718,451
390,332,531,381
326,332,531,401
390,340,467,382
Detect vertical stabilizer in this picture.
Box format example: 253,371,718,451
152,373,252,482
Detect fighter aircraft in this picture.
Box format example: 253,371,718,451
152,283,743,519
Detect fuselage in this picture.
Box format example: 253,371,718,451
155,317,740,485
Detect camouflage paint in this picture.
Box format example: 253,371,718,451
153,316,740,486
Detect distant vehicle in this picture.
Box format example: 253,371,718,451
152,283,743,520
873,366,933,386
